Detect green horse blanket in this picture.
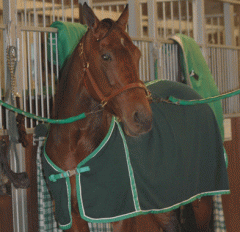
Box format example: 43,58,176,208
42,80,229,230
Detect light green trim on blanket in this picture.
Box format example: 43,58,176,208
116,121,141,212
77,116,115,168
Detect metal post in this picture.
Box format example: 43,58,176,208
3,1,28,232
128,0,141,38
224,3,235,46
224,2,235,109
192,0,207,59
147,0,158,80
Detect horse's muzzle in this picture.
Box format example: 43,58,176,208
124,108,153,137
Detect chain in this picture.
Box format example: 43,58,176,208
152,96,176,105
6,46,19,99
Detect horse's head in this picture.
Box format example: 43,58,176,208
81,3,152,137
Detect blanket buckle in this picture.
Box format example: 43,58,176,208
67,169,77,177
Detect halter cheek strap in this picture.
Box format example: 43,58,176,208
83,66,151,107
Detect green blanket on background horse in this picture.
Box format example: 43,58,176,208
171,34,224,141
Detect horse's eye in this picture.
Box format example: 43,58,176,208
101,54,112,61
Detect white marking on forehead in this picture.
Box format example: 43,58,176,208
121,38,125,46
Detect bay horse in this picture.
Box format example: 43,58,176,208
45,3,215,232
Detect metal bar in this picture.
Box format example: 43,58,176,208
58,8,60,21
186,0,190,36
218,0,240,5
62,0,65,21
34,0,37,27
207,43,240,50
43,0,46,27
27,31,33,128
38,32,44,118
228,50,232,114
171,1,174,36
140,3,143,37
45,31,50,118
20,26,58,33
0,29,3,128
170,44,173,81
217,17,221,45
50,33,55,108
24,0,27,26
167,44,170,80
21,31,27,127
52,0,55,22
93,1,126,7
141,41,146,81
71,0,74,23
146,42,149,81
163,2,166,39
173,44,176,81
178,0,182,34
34,31,39,124
134,41,142,81
163,44,167,79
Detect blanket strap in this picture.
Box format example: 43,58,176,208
49,166,90,182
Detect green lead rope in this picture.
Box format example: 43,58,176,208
169,88,240,105
0,99,86,124
1,87,240,124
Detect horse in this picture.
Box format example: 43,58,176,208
43,3,226,232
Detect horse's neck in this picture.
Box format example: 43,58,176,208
46,50,112,170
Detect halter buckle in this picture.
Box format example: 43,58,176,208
79,43,84,56
67,169,77,177
83,62,89,69
146,90,152,102
101,100,107,108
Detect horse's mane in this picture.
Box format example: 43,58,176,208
53,42,81,118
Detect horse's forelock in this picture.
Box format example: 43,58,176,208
101,18,114,29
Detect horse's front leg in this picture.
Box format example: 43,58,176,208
64,177,90,232
112,215,162,232
112,218,137,232
153,211,181,232
64,211,90,232
191,196,212,232
113,212,180,232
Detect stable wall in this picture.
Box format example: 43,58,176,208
222,117,240,231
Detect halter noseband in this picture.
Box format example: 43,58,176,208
79,29,151,108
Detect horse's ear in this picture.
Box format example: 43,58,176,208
83,3,99,31
116,4,129,30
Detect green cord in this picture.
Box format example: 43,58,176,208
169,88,240,105
1,87,240,124
0,99,86,124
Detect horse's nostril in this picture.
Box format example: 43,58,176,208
133,111,152,130
133,111,140,124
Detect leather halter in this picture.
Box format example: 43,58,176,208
79,30,151,108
